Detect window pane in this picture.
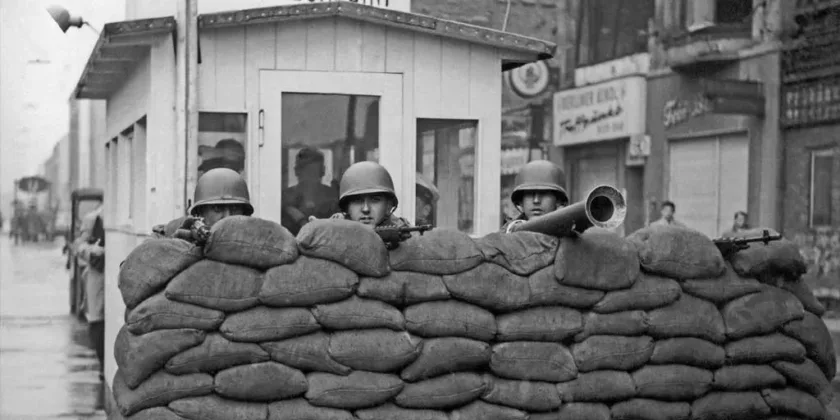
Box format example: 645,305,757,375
416,119,478,233
198,112,248,181
812,152,834,226
280,93,380,235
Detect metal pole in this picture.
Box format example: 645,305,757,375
176,0,199,215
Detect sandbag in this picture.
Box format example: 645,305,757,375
772,359,832,403
328,329,421,372
781,312,837,379
647,294,726,343
161,216,189,238
219,306,319,342
297,219,390,277
475,231,559,276
125,291,225,335
118,238,203,308
761,387,827,420
355,403,448,420
557,403,611,420
267,399,356,420
126,407,187,420
204,216,298,269
404,301,497,341
496,307,582,342
165,333,269,375
357,271,450,306
627,225,725,279
527,266,606,309
728,230,808,279
168,395,267,420
114,326,205,389
214,361,307,401
442,263,531,313
490,342,577,382
555,229,640,291
555,370,636,402
401,337,491,382
632,364,713,401
113,370,213,417
592,273,681,313
394,372,486,409
712,364,787,391
388,229,484,275
690,391,772,420
165,260,263,312
725,333,807,365
260,256,359,307
680,265,765,305
306,371,404,409
261,332,351,375
572,335,654,372
782,278,827,316
611,399,690,420
449,400,529,420
313,296,405,331
481,375,562,412
722,288,804,340
649,337,726,369
576,310,648,341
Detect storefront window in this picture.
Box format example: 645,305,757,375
811,149,834,227
280,93,380,235
416,119,478,233
198,112,248,180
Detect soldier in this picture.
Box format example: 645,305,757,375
415,172,439,227
329,161,411,229
501,160,569,233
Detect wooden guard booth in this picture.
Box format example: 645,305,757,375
71,2,554,412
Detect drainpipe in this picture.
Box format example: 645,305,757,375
176,0,199,215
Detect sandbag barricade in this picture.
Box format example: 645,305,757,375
114,217,837,420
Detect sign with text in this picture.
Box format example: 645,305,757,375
553,76,646,146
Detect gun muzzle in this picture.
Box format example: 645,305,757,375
509,185,627,237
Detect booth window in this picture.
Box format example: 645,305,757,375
279,93,380,235
810,149,835,227
416,119,478,233
198,112,248,181
132,118,147,232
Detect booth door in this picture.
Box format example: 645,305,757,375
257,71,406,233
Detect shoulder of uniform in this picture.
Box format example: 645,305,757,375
330,212,347,220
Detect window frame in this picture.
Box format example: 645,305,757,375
810,148,835,228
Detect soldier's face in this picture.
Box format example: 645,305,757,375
519,191,562,220
200,205,248,227
346,193,391,226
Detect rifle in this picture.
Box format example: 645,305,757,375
172,217,211,246
375,224,433,250
713,229,782,257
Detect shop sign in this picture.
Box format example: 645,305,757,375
507,61,553,99
574,53,650,87
553,76,646,146
501,148,530,175
662,94,713,128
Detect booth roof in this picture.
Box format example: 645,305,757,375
73,2,555,100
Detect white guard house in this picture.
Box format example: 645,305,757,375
71,1,554,410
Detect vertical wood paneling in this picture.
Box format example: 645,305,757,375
214,27,247,110
469,45,502,234
413,34,442,117
335,20,364,72
244,24,277,203
276,21,307,70
440,39,471,116
197,29,217,109
385,28,417,217
361,23,387,73
305,18,337,71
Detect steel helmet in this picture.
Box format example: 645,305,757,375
511,160,568,205
190,168,254,216
416,172,440,202
338,161,398,209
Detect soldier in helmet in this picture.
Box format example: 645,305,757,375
329,161,411,228
501,160,569,233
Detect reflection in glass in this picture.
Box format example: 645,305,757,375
280,93,380,235
198,113,248,179
416,119,478,233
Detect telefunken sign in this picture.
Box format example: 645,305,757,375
553,76,646,146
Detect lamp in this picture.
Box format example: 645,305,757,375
47,5,99,34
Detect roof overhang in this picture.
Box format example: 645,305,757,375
73,16,176,99
198,2,555,70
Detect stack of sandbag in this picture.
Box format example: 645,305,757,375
113,216,837,420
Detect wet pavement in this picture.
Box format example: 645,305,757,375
0,234,106,420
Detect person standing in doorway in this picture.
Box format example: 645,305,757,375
282,148,341,235
75,201,105,381
651,200,686,228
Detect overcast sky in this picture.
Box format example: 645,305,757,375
0,0,124,208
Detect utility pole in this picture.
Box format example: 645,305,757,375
175,0,199,215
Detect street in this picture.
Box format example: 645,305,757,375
0,234,106,420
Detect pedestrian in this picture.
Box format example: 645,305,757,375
327,161,412,229
650,200,686,228
501,160,569,233
721,210,750,238
169,168,255,243
281,148,340,235
415,172,439,226
75,201,105,381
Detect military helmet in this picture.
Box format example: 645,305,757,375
190,168,254,216
294,147,325,173
338,161,398,209
511,160,569,205
415,172,440,202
